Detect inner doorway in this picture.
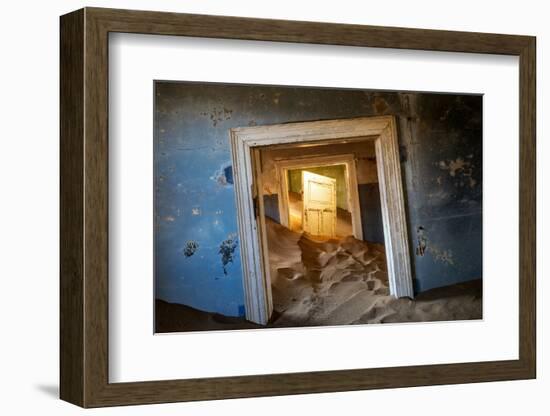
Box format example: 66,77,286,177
301,170,337,237
275,154,363,241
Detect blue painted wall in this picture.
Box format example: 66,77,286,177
400,94,483,292
154,82,482,315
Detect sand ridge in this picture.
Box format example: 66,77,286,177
267,218,481,327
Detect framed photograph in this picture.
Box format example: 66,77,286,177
60,7,536,407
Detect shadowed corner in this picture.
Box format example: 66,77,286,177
35,384,59,399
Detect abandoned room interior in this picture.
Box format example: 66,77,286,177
154,81,483,333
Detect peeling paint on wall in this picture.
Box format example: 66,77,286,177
200,107,233,127
219,233,238,275
373,96,389,114
437,155,477,188
210,162,234,187
416,226,427,256
428,247,455,266
183,240,199,257
415,226,454,266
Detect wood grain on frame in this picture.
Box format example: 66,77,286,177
60,7,536,408
60,8,84,406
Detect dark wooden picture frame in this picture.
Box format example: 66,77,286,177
60,7,536,408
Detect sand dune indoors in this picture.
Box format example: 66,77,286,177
267,218,482,327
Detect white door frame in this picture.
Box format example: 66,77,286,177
230,116,414,325
274,154,363,239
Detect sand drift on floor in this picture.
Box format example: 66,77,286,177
267,218,481,327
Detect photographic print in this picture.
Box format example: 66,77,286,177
59,9,535,406
154,81,482,333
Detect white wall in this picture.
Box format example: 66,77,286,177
0,0,546,415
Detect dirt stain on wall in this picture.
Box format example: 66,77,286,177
438,155,477,188
415,226,454,266
200,107,233,127
219,234,238,275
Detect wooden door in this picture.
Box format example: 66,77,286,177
302,171,337,237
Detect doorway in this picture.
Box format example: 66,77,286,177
301,170,337,237
230,116,413,324
274,154,363,240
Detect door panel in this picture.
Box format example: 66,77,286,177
321,210,334,236
302,171,336,237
